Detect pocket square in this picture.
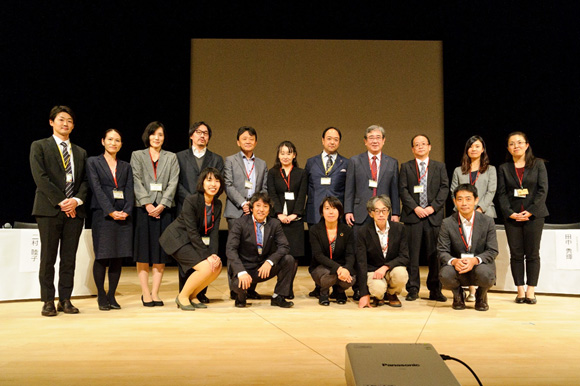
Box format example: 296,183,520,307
340,169,347,172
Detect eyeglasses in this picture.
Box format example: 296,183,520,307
508,141,527,148
194,130,209,137
373,208,389,215
366,136,383,142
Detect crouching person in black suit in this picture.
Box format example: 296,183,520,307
226,192,294,308
438,184,498,311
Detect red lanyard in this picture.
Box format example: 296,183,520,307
149,149,158,180
280,166,293,190
325,224,337,260
245,158,255,180
470,170,480,185
110,161,118,188
415,159,429,183
253,220,263,247
515,166,524,188
204,201,214,235
458,214,474,252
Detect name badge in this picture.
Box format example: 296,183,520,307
461,253,474,258
413,185,424,193
368,179,378,188
150,183,163,192
257,246,263,255
284,192,295,200
201,237,210,246
514,188,528,198
244,180,253,189
66,173,73,183
320,177,331,185
113,190,124,200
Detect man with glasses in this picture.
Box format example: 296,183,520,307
356,195,409,308
175,121,224,303
399,134,449,302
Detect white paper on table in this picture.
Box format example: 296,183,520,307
555,230,580,270
19,230,42,272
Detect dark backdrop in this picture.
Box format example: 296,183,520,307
2,2,579,226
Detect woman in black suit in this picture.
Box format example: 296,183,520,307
497,132,548,304
267,141,307,298
86,129,134,310
159,168,224,311
309,196,355,306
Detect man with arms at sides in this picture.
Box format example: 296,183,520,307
357,195,409,308
175,121,224,304
223,126,268,229
30,105,88,316
226,193,295,308
304,126,349,298
399,134,449,302
344,124,400,300
438,184,498,311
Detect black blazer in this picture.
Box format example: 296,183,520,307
226,215,290,275
267,167,307,217
159,192,221,256
356,221,409,297
308,222,355,275
176,148,224,212
399,159,449,226
86,155,134,216
437,212,498,275
497,160,549,219
30,137,88,217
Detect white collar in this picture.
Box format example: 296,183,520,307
374,220,390,234
192,147,207,158
459,212,475,226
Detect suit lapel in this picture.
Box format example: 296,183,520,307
362,153,373,181
49,138,66,173
508,163,521,187
315,153,326,175
185,150,199,174
329,156,345,176
96,154,114,185
378,154,389,184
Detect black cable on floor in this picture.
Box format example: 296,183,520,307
440,354,483,386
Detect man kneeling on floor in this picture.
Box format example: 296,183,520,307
357,195,409,308
226,192,295,308
438,184,498,311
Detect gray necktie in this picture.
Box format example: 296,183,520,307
419,161,428,208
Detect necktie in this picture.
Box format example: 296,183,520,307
371,156,378,196
61,142,74,198
419,161,428,208
325,155,333,174
256,222,264,253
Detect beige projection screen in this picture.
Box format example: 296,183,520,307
190,39,443,169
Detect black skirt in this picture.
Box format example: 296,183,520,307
91,209,133,260
133,206,174,264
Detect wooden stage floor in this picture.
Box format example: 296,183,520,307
1,267,579,385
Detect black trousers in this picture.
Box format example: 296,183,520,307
229,254,295,297
405,219,441,294
440,264,495,290
36,213,84,302
504,217,544,286
310,265,355,296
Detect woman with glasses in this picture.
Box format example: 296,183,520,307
497,132,548,304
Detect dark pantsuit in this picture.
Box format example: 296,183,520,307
36,213,84,301
230,254,294,297
504,217,544,286
440,264,495,290
406,219,441,293
310,265,355,296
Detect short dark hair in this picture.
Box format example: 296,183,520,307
196,167,225,198
322,126,342,140
249,192,273,211
453,183,478,199
102,128,122,141
237,126,258,141
318,196,344,218
366,195,392,214
189,121,212,142
411,134,431,147
49,105,76,123
273,140,299,169
142,121,165,148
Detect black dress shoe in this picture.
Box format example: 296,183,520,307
230,290,237,300
525,296,537,305
286,292,295,300
97,295,111,311
153,300,164,307
451,288,466,310
405,291,419,301
141,295,155,307
235,293,247,308
247,290,261,300
319,295,330,306
352,289,361,301
515,296,526,304
336,292,347,305
474,288,489,311
197,293,210,304
308,288,320,298
41,301,57,317
271,295,294,308
57,299,80,314
429,291,448,302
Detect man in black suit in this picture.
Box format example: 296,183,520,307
29,106,88,316
357,195,409,308
399,134,449,302
438,184,498,311
175,121,224,303
226,193,295,308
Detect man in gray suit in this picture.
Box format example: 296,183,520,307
175,121,224,303
438,184,498,311
223,126,268,228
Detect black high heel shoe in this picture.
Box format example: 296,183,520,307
141,295,155,307
98,294,111,311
